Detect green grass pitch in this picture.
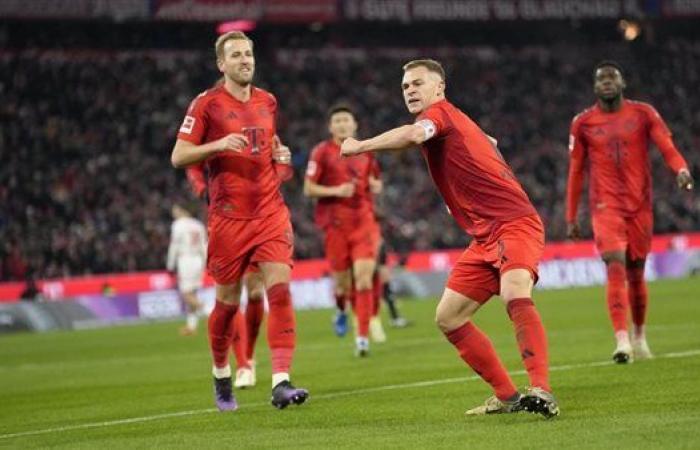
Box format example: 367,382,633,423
1,277,699,449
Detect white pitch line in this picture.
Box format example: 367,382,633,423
2,348,700,441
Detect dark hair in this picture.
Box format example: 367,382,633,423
327,103,356,121
594,60,624,78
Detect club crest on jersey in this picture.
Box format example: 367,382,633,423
179,116,195,134
226,111,238,120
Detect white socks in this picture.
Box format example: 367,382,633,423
272,372,290,388
615,330,631,347
213,365,231,379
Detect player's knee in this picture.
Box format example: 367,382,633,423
248,288,264,301
602,251,626,265
435,308,469,333
499,269,533,301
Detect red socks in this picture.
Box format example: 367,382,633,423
208,300,238,369
445,322,518,401
507,298,550,393
354,289,373,338
372,273,382,317
626,266,648,329
606,261,629,332
245,296,265,360
266,283,296,373
231,310,249,369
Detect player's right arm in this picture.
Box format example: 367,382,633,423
171,135,248,168
186,163,207,199
170,94,249,168
565,116,587,240
303,144,354,198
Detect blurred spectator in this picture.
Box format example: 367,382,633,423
0,38,698,280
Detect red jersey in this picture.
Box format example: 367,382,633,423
177,85,286,219
566,100,688,222
416,99,537,242
306,139,378,229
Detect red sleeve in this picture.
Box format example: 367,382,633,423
566,116,587,224
305,144,326,183
186,163,207,198
416,104,448,140
643,104,688,173
177,92,208,144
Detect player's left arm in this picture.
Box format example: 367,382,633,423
646,105,694,191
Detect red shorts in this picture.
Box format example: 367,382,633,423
446,214,545,304
207,208,294,285
591,209,652,261
323,218,380,272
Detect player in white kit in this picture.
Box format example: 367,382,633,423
167,203,207,335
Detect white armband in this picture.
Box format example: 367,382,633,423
415,119,437,141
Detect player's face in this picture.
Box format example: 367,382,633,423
328,111,357,141
594,66,625,101
402,67,445,114
218,39,255,86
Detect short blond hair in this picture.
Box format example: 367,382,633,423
215,31,253,59
403,59,446,81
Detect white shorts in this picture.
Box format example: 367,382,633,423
177,256,205,293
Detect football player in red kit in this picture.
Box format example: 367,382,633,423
566,61,693,363
171,31,307,411
304,105,383,356
341,59,558,418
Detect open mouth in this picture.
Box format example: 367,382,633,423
407,98,421,106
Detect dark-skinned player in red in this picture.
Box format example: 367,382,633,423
566,61,694,363
341,59,558,419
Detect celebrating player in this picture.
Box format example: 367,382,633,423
166,203,207,336
171,31,308,411
566,61,694,363
340,59,558,418
304,105,383,356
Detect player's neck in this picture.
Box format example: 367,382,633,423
598,96,623,112
224,79,252,102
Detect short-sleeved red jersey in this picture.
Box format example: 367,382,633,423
305,139,378,229
416,99,537,242
177,85,286,219
566,100,688,222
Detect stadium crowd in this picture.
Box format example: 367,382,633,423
1,38,698,280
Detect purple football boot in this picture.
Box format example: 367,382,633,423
270,380,309,409
213,377,238,412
